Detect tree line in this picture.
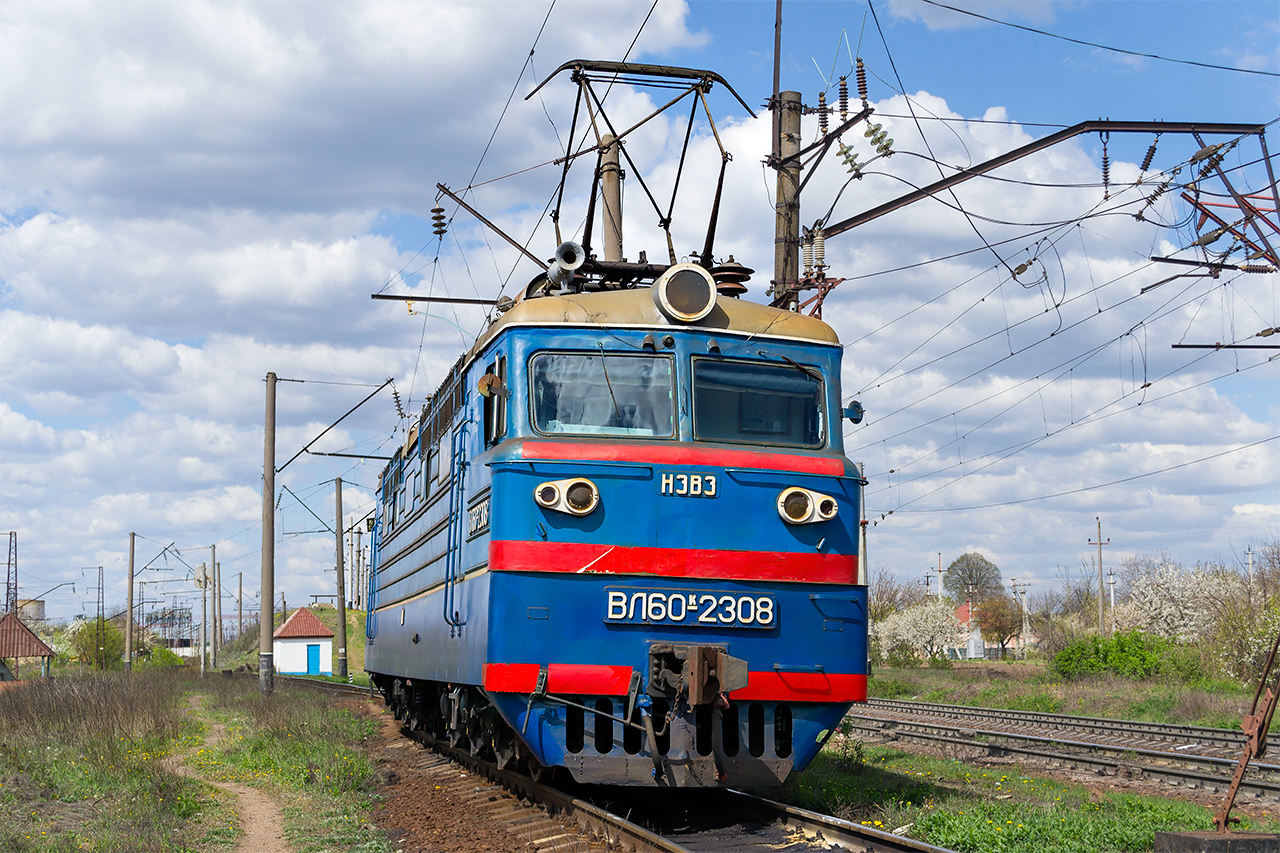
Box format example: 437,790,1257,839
870,541,1280,683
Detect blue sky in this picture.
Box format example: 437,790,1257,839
1,0,1277,622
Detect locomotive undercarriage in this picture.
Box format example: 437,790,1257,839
373,672,800,787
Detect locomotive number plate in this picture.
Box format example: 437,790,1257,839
605,587,776,629
658,472,717,497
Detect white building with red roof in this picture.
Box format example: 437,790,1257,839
273,607,334,675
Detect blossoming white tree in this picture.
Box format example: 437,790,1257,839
1129,560,1216,642
879,599,964,660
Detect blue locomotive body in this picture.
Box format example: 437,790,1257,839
366,280,868,787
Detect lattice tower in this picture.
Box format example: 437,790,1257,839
4,532,16,613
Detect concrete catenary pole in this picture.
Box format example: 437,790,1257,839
1090,517,1109,636
238,572,243,638
855,462,867,586
198,563,207,677
125,532,135,672
210,544,218,668
335,478,348,680
772,90,802,309
354,528,363,610
600,133,623,263
260,371,276,694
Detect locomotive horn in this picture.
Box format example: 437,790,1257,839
547,241,585,293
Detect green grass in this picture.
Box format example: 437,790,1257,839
0,672,237,852
866,662,1252,728
193,678,392,853
777,743,1279,852
283,794,390,853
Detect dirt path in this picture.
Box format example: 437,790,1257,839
167,695,294,853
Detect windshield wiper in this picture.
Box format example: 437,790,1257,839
761,351,823,382
597,345,622,419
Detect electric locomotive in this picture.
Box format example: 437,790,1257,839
366,60,868,788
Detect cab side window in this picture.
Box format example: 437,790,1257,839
482,355,508,446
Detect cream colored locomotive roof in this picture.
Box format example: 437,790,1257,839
471,288,839,357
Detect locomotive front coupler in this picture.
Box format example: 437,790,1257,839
647,643,749,705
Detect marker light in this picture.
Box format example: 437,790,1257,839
777,487,838,525
534,478,600,516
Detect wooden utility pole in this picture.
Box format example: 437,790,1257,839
334,478,348,680
260,371,276,694
125,532,135,672
1090,517,1110,636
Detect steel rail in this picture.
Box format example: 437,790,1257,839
723,789,959,853
846,715,1280,801
865,697,1275,754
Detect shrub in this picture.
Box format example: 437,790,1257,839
927,655,953,670
866,677,915,699
1104,630,1165,678
141,646,185,669
885,642,921,669
1051,636,1107,679
1051,629,1201,682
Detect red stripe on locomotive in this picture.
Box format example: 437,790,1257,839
519,439,850,476
483,663,866,702
489,540,857,584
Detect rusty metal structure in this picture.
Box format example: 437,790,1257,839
1215,630,1280,832
4,532,15,614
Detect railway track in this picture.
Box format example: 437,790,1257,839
865,698,1277,757
851,697,1280,802
280,675,961,853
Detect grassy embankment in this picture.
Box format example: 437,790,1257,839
0,669,391,853
867,659,1252,729
765,660,1274,853
778,741,1279,853
0,671,233,851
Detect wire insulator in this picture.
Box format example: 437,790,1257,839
431,206,447,237
1198,151,1226,181
802,239,814,277
813,229,826,274
818,91,828,137
1101,133,1110,200
392,387,405,420
856,58,868,107
1140,137,1158,172
839,75,849,123
1242,265,1277,274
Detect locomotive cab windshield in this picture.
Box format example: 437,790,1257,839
692,357,826,448
531,352,675,437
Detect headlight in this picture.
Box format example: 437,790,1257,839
534,478,599,516
777,487,838,524
652,263,717,323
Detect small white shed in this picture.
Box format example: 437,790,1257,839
273,608,335,675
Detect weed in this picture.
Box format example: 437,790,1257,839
777,744,1280,853
0,670,222,852
866,676,915,699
